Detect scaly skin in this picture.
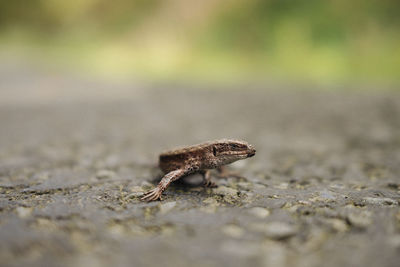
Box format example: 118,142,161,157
141,139,256,201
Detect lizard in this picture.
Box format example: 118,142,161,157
141,139,256,201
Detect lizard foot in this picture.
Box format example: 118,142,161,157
203,180,217,188
141,187,163,201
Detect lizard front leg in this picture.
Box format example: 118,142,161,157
200,170,217,188
141,169,186,201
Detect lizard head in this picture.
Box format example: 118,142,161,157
209,139,256,166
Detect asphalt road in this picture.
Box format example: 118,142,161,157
0,66,399,267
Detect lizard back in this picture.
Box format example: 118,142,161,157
158,139,250,173
158,142,212,173
159,151,199,173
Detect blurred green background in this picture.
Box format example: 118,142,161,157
0,0,399,85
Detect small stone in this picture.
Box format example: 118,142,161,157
330,183,345,189
160,224,175,236
309,195,334,203
213,186,241,204
16,207,33,218
127,186,145,198
108,224,126,237
96,169,116,179
287,205,300,213
298,200,311,205
248,207,270,218
362,197,398,206
326,218,349,232
274,183,288,189
319,190,336,200
237,182,253,190
269,195,280,199
213,186,238,196
346,211,372,228
203,197,219,205
127,192,143,198
189,187,203,192
250,222,297,240
35,218,57,230
222,224,244,238
387,183,399,190
159,201,176,214
281,202,293,209
253,183,267,189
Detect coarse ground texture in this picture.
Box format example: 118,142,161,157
0,65,400,267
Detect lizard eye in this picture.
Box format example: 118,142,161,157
212,146,217,156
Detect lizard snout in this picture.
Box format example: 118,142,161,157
247,148,256,157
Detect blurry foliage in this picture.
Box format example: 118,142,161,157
0,0,399,85
0,0,161,33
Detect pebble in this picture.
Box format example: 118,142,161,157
203,197,219,205
127,186,145,198
298,200,311,205
250,222,297,240
108,224,126,237
362,197,398,206
127,192,143,198
248,207,270,218
16,207,33,218
309,195,334,203
274,183,288,190
319,190,336,200
96,169,117,179
222,224,245,238
237,182,253,190
326,218,349,232
253,183,268,189
346,211,372,228
213,186,238,196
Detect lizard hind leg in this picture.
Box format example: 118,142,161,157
141,169,186,202
201,170,217,188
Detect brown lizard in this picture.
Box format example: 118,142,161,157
141,139,256,201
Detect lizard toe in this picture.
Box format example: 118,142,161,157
203,180,217,188
141,188,162,201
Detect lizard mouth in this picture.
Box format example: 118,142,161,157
229,149,256,158
247,149,256,157
220,148,256,159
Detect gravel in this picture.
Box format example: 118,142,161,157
0,66,399,267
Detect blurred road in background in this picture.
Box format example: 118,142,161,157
0,65,399,267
